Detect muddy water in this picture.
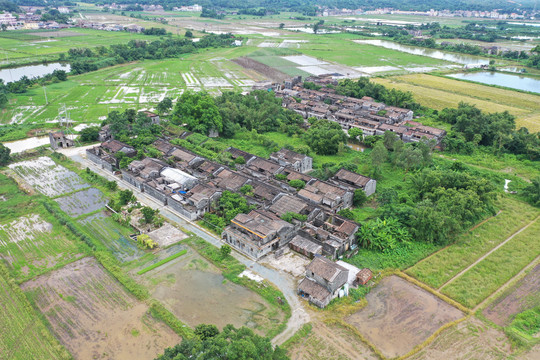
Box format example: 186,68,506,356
354,39,489,65
347,142,367,152
0,62,71,83
145,249,282,333
3,136,50,153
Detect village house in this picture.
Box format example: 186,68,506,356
211,168,251,192
49,131,74,150
170,147,205,168
302,212,359,259
98,125,112,142
330,168,377,197
270,148,313,174
243,157,284,179
298,256,349,308
222,209,295,260
289,234,323,259
86,140,136,172
226,147,257,165
121,157,167,191
298,180,353,211
141,110,160,124
268,194,319,221
168,183,222,220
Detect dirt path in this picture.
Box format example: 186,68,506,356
439,216,539,291
473,254,540,313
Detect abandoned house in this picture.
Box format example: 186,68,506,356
270,148,313,174
298,256,349,308
49,131,74,150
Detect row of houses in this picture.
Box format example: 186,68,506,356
87,137,376,262
269,76,446,144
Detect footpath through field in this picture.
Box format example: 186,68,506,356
439,216,539,291
60,146,310,346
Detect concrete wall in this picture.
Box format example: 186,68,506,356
364,179,376,197
167,197,198,221
121,171,143,191
142,183,168,205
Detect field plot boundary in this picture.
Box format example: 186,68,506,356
439,215,540,290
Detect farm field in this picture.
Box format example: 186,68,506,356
139,245,285,337
0,264,70,360
0,28,167,66
345,275,464,358
0,48,264,125
8,157,89,197
55,187,107,217
407,197,540,289
483,263,540,327
286,322,378,360
0,213,87,281
441,218,540,308
373,74,540,132
78,212,143,262
21,257,180,360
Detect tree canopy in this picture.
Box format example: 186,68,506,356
304,119,347,155
155,324,289,360
172,91,223,136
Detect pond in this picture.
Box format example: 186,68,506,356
448,72,540,94
353,39,489,65
348,142,367,152
0,62,71,83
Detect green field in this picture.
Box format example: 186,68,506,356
0,263,70,360
407,197,540,289
373,74,540,132
78,212,143,262
441,218,540,308
0,28,168,66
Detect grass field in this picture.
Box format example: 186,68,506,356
0,28,167,67
78,212,143,262
0,263,70,360
407,197,540,289
441,218,540,308
373,74,540,131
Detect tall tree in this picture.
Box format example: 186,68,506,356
172,91,223,136
0,143,10,166
304,119,347,155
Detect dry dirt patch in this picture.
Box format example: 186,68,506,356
288,321,378,360
408,317,512,360
346,275,464,358
21,257,180,360
483,263,540,326
147,222,188,247
260,248,310,278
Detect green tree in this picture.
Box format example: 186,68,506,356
185,30,193,38
304,119,347,155
383,131,398,151
234,155,246,165
396,146,423,172
79,126,100,142
220,244,232,258
156,324,289,360
0,143,11,166
348,127,363,140
353,189,368,207
118,189,135,205
370,141,387,177
141,206,158,224
289,179,305,190
356,217,411,251
523,176,540,206
157,97,173,115
172,91,223,136
194,324,219,341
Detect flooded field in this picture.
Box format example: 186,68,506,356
0,213,83,280
141,247,284,336
346,276,464,358
22,257,180,360
55,187,107,217
78,212,143,262
3,136,50,154
448,71,540,94
9,157,88,197
0,62,71,83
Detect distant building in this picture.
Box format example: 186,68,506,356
49,131,74,150
141,110,160,124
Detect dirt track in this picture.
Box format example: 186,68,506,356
346,276,464,358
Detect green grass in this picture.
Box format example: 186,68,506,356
441,218,540,308
137,249,187,275
407,197,540,289
0,262,71,360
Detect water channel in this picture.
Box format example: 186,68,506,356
354,39,490,65
0,62,71,83
448,71,540,94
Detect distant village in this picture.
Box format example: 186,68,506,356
45,76,447,308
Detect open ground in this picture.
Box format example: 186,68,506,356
21,257,180,360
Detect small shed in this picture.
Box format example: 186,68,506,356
355,268,373,286
289,235,322,259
